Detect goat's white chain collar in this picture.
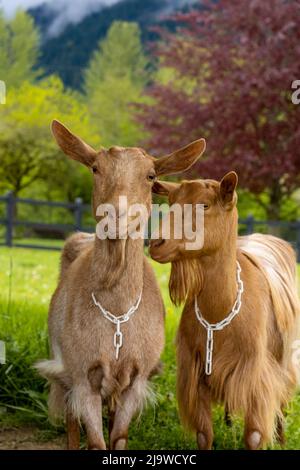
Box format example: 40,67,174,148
92,291,142,360
194,261,244,375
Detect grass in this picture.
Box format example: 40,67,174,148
0,246,300,449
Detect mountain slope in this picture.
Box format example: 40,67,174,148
29,0,196,89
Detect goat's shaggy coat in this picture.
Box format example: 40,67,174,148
150,174,300,449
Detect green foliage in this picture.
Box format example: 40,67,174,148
238,189,300,222
0,15,152,202
85,21,147,90
0,77,97,199
0,10,40,87
35,0,163,89
0,9,99,203
0,247,300,449
237,190,269,221
84,21,149,147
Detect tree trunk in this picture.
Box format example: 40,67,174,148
266,182,282,236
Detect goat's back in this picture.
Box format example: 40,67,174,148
238,233,300,335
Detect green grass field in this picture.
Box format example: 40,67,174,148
0,247,300,449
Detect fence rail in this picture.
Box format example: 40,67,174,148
1,191,300,260
0,192,92,251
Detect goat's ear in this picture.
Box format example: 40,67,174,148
154,138,206,176
51,120,97,167
152,180,180,196
220,171,238,207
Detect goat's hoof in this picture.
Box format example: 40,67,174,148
88,446,107,450
114,438,127,450
245,430,262,450
197,432,211,450
88,441,107,450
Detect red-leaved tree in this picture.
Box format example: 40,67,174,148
139,0,300,219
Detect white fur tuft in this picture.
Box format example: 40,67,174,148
34,359,65,379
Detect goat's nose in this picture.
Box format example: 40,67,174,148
151,238,165,249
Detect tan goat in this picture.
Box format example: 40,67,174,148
150,173,300,449
35,120,206,450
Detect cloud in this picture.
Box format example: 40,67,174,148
0,0,198,37
1,0,46,17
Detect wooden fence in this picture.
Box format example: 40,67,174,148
0,192,92,251
1,191,300,260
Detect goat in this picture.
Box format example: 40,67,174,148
35,120,206,450
150,172,300,449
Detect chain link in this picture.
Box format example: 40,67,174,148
195,261,243,376
92,290,142,360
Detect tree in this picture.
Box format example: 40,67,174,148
139,0,300,220
0,10,40,87
84,21,149,147
0,77,98,199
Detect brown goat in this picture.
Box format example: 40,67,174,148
150,173,300,449
35,120,206,450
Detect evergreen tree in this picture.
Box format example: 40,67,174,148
0,10,40,87
84,21,148,147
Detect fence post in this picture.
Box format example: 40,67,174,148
5,191,14,247
296,220,300,263
74,197,83,231
245,214,254,235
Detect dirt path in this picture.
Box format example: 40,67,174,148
0,427,65,450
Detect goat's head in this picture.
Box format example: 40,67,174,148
51,120,206,239
150,172,238,263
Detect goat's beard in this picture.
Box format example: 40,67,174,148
169,257,204,306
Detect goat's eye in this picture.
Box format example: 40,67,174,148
92,167,98,174
147,172,156,182
198,203,210,210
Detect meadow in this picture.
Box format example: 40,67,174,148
0,246,300,449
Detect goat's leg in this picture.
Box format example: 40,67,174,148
244,400,271,450
276,414,285,447
195,387,213,451
109,377,148,450
66,410,80,450
244,415,263,450
179,373,213,449
71,385,106,450
244,385,284,449
177,338,213,449
276,404,286,447
224,404,232,427
84,394,106,450
108,408,115,450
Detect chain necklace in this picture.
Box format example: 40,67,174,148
194,261,244,375
92,291,142,360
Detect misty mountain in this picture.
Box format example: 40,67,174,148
29,0,198,89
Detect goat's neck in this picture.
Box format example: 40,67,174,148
91,237,144,312
197,239,238,324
